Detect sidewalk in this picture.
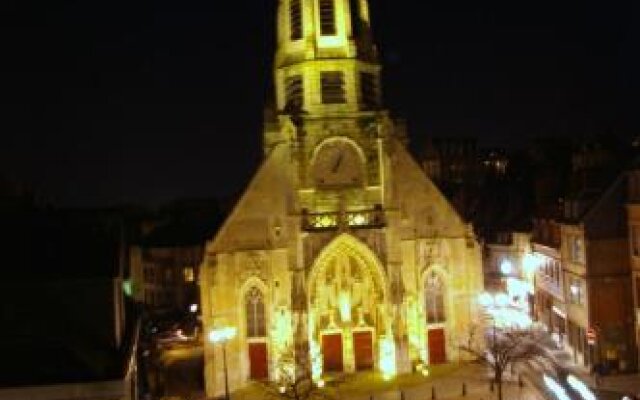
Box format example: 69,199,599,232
228,363,544,400
337,363,542,400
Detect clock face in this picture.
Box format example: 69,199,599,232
311,139,364,188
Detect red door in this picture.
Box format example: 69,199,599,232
322,333,343,372
428,328,446,364
353,331,374,370
249,342,268,380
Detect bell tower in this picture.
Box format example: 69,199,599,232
273,0,382,117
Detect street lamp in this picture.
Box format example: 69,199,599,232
208,326,237,400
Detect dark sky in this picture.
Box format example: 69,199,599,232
2,0,637,207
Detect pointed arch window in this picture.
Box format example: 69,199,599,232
425,272,445,324
246,287,266,338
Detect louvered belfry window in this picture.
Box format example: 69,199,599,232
285,75,304,110
290,0,302,40
360,72,377,109
319,0,336,35
321,71,346,104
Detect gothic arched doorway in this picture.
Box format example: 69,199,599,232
307,234,390,374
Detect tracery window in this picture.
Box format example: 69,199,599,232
425,272,446,324
246,287,266,338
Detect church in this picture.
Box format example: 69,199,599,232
201,0,484,396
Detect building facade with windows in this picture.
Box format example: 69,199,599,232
626,167,640,370
200,1,484,397
531,218,567,347
533,176,636,372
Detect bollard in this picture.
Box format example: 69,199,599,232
518,374,524,388
400,390,405,400
370,395,374,400
431,386,436,400
462,382,467,396
489,379,494,392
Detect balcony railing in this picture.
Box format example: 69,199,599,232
302,207,385,231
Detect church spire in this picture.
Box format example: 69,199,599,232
273,0,382,117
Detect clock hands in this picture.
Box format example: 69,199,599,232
331,151,343,173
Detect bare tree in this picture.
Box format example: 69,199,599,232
460,324,552,400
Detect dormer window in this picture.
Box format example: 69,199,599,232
319,0,336,35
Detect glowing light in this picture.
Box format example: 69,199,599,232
478,292,494,308
379,335,396,379
566,374,597,400
500,260,513,275
316,379,325,388
279,386,286,394
570,284,579,296
486,306,533,329
421,368,429,377
208,326,237,343
189,303,198,313
523,253,541,275
350,213,367,226
494,293,510,307
338,291,351,322
544,374,571,400
122,279,133,297
309,340,322,381
312,214,338,228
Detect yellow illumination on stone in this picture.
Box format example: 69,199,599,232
406,298,421,350
309,340,322,382
379,335,396,378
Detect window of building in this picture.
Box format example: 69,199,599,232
246,287,266,338
319,0,336,35
183,267,195,282
284,75,304,111
425,272,446,324
360,72,377,109
290,0,302,40
321,71,346,104
570,236,585,263
568,277,583,305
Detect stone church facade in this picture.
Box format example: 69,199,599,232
201,0,484,396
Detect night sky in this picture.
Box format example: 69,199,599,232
2,0,637,207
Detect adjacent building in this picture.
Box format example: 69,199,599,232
0,209,139,400
129,199,223,317
532,153,637,372
200,1,484,397
626,166,640,370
